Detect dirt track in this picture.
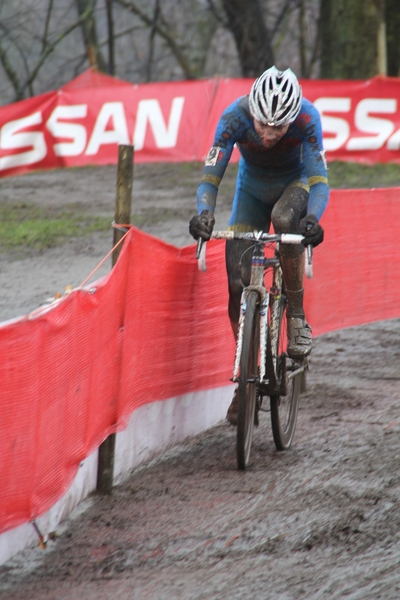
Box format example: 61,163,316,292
0,166,400,598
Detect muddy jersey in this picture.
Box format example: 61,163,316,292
196,96,329,227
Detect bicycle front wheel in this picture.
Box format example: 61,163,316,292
270,297,301,451
237,291,260,470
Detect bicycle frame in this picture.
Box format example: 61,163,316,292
232,241,281,390
197,231,309,394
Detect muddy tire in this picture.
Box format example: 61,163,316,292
237,291,259,470
270,296,301,450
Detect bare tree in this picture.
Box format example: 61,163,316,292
296,0,320,78
207,0,321,78
145,0,160,82
319,0,379,79
219,0,274,76
0,0,102,102
114,0,211,79
105,0,115,74
75,0,107,71
385,0,400,76
0,0,324,107
113,0,321,81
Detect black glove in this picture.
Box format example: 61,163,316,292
299,214,324,247
189,209,215,241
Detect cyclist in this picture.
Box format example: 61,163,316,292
189,66,329,425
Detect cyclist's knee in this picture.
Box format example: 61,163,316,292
271,186,308,234
271,201,299,234
271,186,307,258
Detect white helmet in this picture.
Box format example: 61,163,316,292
249,66,302,126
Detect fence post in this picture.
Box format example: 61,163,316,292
96,144,134,494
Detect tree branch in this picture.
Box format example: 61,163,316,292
42,0,54,54
21,4,98,95
206,0,229,28
105,0,115,74
146,0,160,82
114,0,198,79
0,39,24,99
272,0,297,34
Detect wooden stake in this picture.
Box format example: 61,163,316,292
112,145,133,266
97,144,133,495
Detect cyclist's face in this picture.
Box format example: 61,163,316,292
253,120,289,148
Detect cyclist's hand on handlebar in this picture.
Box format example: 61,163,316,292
189,209,215,241
299,214,324,247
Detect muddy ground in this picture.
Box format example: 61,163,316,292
0,165,399,599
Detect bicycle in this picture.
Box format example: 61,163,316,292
197,231,312,470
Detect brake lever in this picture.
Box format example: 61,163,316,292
305,244,313,278
196,237,204,259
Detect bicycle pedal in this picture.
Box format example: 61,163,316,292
287,357,309,370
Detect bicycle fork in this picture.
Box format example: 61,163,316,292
232,289,270,384
232,244,270,385
259,294,269,384
232,292,247,383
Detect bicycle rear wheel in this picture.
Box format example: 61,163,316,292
237,291,260,470
269,296,301,451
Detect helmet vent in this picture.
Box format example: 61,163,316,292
271,95,279,116
249,65,302,126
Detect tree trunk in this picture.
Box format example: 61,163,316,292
221,0,274,77
385,0,400,76
298,0,307,77
146,0,160,82
75,0,107,72
105,0,115,75
319,0,379,79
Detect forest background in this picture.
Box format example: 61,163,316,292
0,0,400,108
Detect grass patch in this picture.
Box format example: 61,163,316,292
1,161,399,256
137,160,400,191
327,161,400,188
0,201,112,252
217,160,400,190
130,206,197,228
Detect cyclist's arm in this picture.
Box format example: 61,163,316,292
301,102,330,220
196,100,244,214
196,151,231,213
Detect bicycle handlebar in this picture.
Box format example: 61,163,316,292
206,231,304,243
196,231,303,259
196,231,313,277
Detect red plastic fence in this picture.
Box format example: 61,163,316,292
1,70,400,178
0,187,399,534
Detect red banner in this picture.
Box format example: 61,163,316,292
0,186,399,534
302,77,400,164
1,71,400,177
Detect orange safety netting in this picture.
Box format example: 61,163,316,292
0,187,399,534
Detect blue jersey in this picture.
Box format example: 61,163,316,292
196,96,329,224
